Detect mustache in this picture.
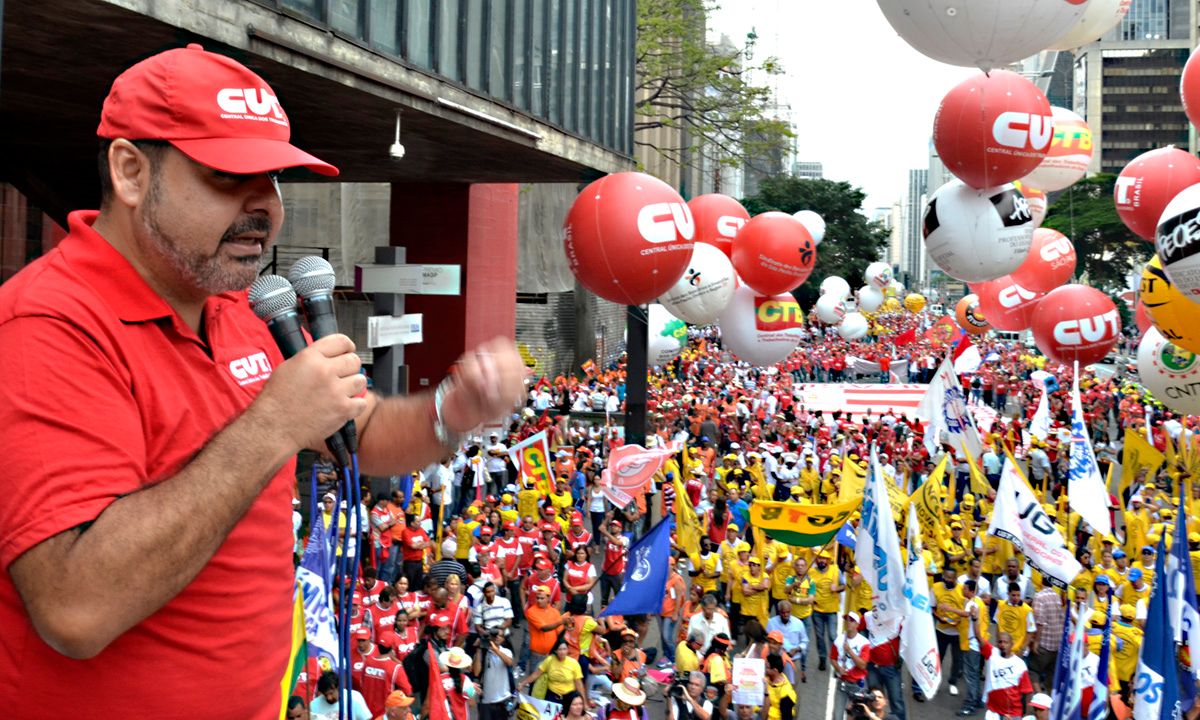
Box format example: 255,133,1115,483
220,215,273,242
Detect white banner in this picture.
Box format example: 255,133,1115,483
517,693,562,720
900,503,942,699
987,458,1081,589
1068,367,1112,536
794,384,926,416
846,355,910,377
918,357,983,460
856,446,907,638
1030,370,1052,442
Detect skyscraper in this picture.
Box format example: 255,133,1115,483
898,168,929,290
1074,0,1193,173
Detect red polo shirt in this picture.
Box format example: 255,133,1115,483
0,211,296,717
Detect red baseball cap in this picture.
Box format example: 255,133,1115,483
428,613,452,628
97,44,338,177
353,627,371,640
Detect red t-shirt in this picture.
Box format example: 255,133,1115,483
372,602,400,638
426,600,471,643
0,211,298,717
401,526,430,562
390,624,420,659
359,654,412,718
354,579,386,608
603,536,628,577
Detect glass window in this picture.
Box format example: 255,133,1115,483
438,0,461,81
562,0,576,131
587,0,601,139
489,0,511,101
331,0,364,37
371,0,400,54
512,0,528,108
406,0,433,67
465,0,485,90
282,0,322,20
530,0,544,115
547,0,562,124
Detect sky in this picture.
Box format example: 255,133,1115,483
707,2,980,212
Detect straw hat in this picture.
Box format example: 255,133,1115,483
439,646,473,670
613,678,647,706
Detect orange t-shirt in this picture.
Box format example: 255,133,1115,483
387,502,406,542
662,574,687,618
525,605,564,655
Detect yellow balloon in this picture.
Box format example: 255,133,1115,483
904,293,926,313
883,297,902,312
1141,255,1200,354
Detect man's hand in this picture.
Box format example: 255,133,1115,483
440,337,528,433
254,334,368,452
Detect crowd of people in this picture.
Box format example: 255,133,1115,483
288,313,1200,720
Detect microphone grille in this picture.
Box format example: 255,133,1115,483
288,256,336,298
248,274,298,321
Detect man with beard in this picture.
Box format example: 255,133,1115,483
0,45,526,716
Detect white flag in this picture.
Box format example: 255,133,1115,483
1068,364,1112,536
900,503,942,699
1029,370,1052,442
855,445,907,638
917,356,983,459
987,458,1082,589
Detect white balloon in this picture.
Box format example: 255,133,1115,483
876,0,1088,71
1137,326,1200,415
1019,107,1092,193
658,243,737,325
819,276,851,300
1048,0,1132,50
716,286,804,366
1156,183,1200,298
887,279,905,296
793,210,826,245
647,304,687,367
815,294,848,325
923,180,1034,283
856,286,885,313
839,312,870,340
865,262,893,290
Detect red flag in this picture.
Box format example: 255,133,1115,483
425,645,451,720
893,327,917,346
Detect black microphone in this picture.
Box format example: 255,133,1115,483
288,256,359,457
249,273,351,469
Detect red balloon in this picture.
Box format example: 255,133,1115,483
563,172,695,305
1183,48,1200,133
1010,228,1076,293
1030,284,1121,366
730,212,816,296
1114,147,1200,241
1135,299,1151,335
933,70,1053,189
971,275,1046,331
688,194,749,258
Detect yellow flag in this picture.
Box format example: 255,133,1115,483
1164,429,1178,471
884,474,910,521
838,455,867,502
912,456,949,547
963,447,992,497
673,475,703,566
1121,429,1164,498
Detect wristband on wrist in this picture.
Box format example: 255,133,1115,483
431,377,464,450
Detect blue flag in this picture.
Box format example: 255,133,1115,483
599,518,673,618
1087,605,1113,720
1050,603,1088,720
1169,492,1200,711
836,523,857,550
1133,536,1180,720
298,499,340,667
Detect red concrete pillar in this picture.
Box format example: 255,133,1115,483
389,182,518,393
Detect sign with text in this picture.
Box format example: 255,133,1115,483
356,263,462,295
367,313,424,348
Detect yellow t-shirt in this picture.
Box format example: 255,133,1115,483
676,641,700,673
767,678,797,720
698,553,721,594
811,564,841,614
1118,580,1150,608
772,560,796,600
1112,622,1143,682
740,570,770,625
729,559,751,603
539,655,583,696
549,491,573,513
994,601,1035,653
932,582,964,633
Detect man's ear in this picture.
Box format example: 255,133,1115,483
107,140,157,209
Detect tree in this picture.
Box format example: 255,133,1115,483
1041,174,1151,292
741,176,891,307
636,0,792,174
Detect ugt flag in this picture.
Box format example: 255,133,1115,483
297,499,340,668
900,503,942,699
1133,536,1181,720
599,517,672,617
917,355,983,460
1049,603,1089,720
855,445,907,637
